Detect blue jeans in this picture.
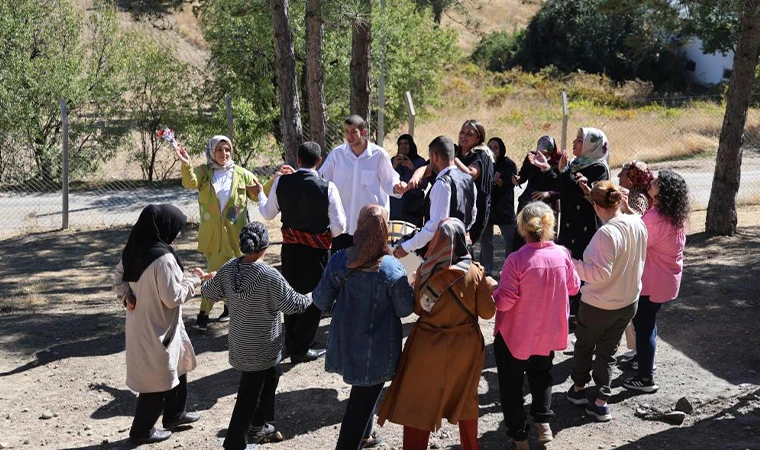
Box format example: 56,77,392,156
632,295,662,379
479,223,515,275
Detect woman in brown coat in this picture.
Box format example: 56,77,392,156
378,218,496,450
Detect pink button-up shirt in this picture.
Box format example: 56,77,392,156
640,208,686,303
493,241,581,360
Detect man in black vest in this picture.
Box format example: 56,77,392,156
257,142,347,363
393,136,477,258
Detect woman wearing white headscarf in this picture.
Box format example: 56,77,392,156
176,136,272,330
529,127,611,319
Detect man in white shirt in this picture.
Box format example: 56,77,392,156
393,136,477,259
319,115,407,252
257,141,346,363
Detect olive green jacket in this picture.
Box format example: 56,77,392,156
182,164,273,257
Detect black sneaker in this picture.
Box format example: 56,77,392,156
566,386,589,405
218,305,230,323
193,312,209,331
623,376,659,393
585,402,612,422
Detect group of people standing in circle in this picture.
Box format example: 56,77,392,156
113,114,691,450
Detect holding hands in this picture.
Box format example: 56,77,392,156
193,267,216,281
393,246,408,259
246,178,263,197
485,276,499,292
393,181,408,195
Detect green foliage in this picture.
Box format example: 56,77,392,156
123,32,195,181
471,30,525,72
678,0,741,54
509,0,687,88
197,0,457,151
0,0,129,185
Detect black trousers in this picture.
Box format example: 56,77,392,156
223,366,280,450
335,383,384,450
130,374,187,439
493,333,554,441
282,243,328,356
331,233,354,253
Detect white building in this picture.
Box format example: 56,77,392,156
681,36,735,86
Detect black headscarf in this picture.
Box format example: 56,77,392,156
121,204,187,282
397,134,420,161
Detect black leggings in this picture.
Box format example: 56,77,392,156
335,383,384,450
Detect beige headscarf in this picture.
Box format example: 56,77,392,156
205,135,235,170
345,204,392,272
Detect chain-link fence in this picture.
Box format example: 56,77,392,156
1,93,759,236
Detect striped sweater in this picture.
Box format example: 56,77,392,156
201,258,311,372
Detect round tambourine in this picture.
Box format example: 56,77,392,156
388,220,423,278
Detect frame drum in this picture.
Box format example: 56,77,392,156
388,220,423,277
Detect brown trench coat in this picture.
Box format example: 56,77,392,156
377,262,496,431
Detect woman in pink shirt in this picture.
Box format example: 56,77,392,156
490,201,580,449
623,169,689,393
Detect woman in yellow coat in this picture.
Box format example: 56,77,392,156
378,218,495,450
176,136,272,330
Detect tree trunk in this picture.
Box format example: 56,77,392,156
305,0,327,155
270,0,303,166
705,0,760,235
350,2,371,121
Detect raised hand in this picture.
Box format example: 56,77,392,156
559,150,569,171
279,165,295,176
175,146,190,166
528,151,550,171
511,174,521,186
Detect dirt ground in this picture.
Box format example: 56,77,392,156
1,206,759,450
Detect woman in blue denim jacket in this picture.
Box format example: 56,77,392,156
314,204,415,450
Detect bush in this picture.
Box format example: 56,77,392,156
483,0,689,89
471,30,525,72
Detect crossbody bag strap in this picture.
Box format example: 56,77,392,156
446,286,477,323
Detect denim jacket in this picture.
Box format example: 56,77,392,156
313,251,414,386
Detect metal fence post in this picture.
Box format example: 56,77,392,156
561,91,568,150
224,95,234,141
405,91,415,136
60,98,69,230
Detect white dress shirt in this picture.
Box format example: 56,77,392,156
401,166,477,253
257,168,347,238
319,141,401,235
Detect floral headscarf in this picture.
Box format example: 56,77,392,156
568,127,610,173
621,160,653,190
346,204,392,272
417,218,471,313
536,135,561,168
205,135,235,170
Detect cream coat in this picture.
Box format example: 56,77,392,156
113,255,200,393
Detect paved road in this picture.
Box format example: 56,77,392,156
1,164,759,234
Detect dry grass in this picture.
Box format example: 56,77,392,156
441,0,542,53
386,66,760,171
